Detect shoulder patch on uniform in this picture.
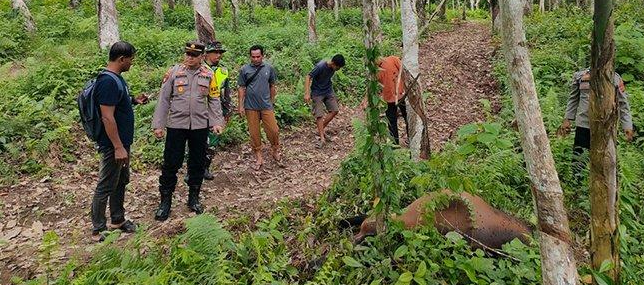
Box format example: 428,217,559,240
581,72,591,81
618,79,626,93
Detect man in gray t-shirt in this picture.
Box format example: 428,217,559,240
304,54,345,146
238,45,281,170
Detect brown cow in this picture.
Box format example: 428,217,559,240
354,189,533,250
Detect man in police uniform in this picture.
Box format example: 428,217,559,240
152,41,224,221
558,68,634,171
184,41,232,182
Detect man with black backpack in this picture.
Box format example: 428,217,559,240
89,41,148,242
237,45,280,170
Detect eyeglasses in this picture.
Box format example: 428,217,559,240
185,52,202,58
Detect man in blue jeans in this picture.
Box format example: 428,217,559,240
91,41,148,242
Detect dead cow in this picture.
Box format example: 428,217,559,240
354,189,532,250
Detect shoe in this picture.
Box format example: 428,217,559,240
187,185,204,214
109,220,137,233
155,193,172,221
91,227,107,242
203,169,214,180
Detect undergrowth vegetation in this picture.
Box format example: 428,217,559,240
5,0,644,284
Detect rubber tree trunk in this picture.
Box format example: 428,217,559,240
362,0,382,48
498,0,579,284
438,0,446,19
153,0,164,25
589,0,621,282
490,0,500,33
70,0,81,9
334,0,339,20
307,0,317,43
539,0,545,12
416,0,427,29
230,0,239,30
215,0,223,17
98,0,120,50
192,0,215,43
168,0,175,10
11,0,36,34
401,0,429,160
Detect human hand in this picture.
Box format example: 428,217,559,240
625,129,634,142
237,106,245,116
212,125,223,135
304,93,311,103
134,94,149,105
114,146,129,166
153,128,165,139
556,119,572,137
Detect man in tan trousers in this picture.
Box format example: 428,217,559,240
237,45,280,170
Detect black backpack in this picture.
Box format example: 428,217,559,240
77,71,124,141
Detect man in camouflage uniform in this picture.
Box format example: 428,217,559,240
184,41,232,182
558,68,634,171
152,41,224,221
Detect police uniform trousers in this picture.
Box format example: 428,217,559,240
159,128,209,193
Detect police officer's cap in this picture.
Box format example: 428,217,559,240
185,41,205,53
205,41,226,53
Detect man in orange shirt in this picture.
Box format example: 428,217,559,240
361,56,408,144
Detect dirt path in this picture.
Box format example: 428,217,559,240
0,22,500,282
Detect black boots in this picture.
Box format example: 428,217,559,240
154,192,172,221
187,185,204,214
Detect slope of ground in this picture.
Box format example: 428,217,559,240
0,21,500,282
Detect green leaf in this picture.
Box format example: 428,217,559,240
415,261,427,278
495,139,513,149
413,277,427,285
591,271,613,285
445,231,463,242
457,124,479,137
621,73,635,82
599,259,614,273
477,133,496,144
394,245,408,260
397,272,413,283
457,143,476,155
369,279,383,285
342,256,364,268
482,123,501,135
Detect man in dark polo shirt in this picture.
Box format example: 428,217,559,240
237,45,280,170
92,41,148,242
304,54,345,147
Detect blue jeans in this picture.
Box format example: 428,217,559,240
91,146,130,234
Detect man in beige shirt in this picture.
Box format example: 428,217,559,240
152,41,224,221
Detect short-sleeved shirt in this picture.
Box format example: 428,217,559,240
95,70,134,148
308,60,335,97
237,62,277,110
377,56,405,103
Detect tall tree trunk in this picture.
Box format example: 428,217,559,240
307,0,317,43
490,0,500,33
215,0,223,17
153,0,165,25
402,0,431,160
11,0,37,34
334,0,339,20
589,0,621,282
230,0,240,30
168,0,175,10
362,0,382,48
438,0,446,20
552,0,559,9
523,0,532,15
192,0,215,43
70,0,81,9
539,0,545,12
97,0,120,49
498,0,579,284
416,0,427,29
